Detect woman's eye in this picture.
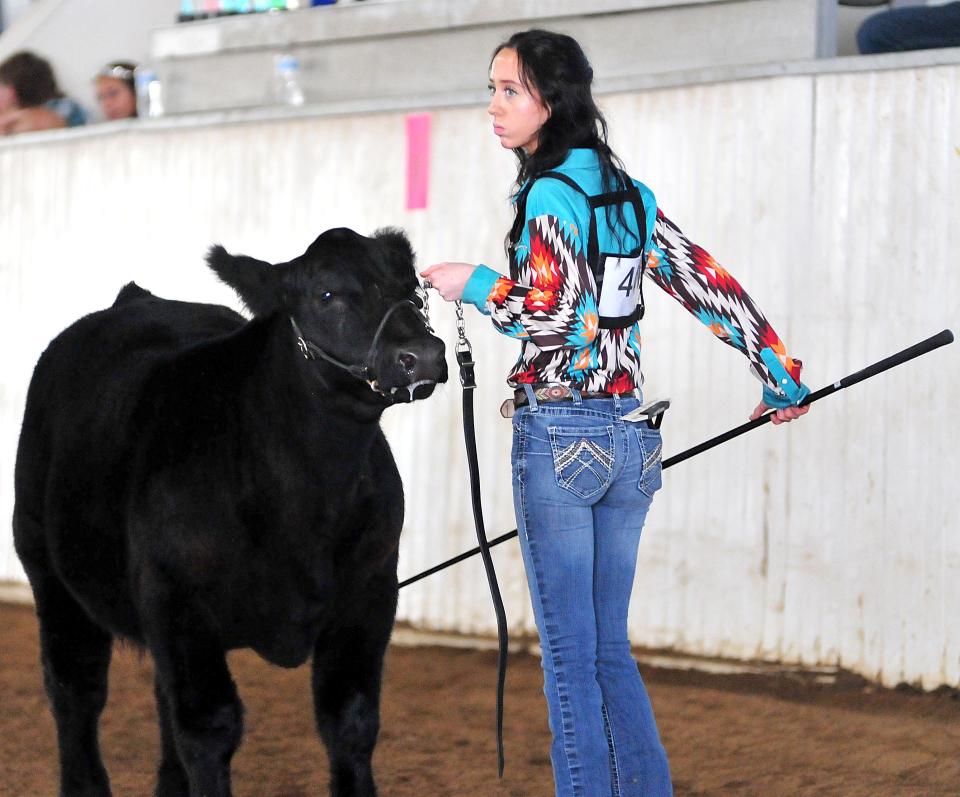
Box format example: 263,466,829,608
505,87,517,97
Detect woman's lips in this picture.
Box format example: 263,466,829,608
493,125,505,135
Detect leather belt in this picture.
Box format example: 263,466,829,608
502,385,641,417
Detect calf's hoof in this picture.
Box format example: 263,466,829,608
154,766,190,797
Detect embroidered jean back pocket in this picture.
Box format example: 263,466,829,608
635,426,663,498
548,425,616,500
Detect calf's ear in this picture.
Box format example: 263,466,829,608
207,245,282,317
373,227,416,274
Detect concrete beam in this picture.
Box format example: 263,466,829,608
151,0,833,114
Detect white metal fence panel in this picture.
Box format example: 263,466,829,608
801,65,960,687
0,63,956,688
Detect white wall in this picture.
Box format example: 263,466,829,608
0,0,32,33
1,58,957,689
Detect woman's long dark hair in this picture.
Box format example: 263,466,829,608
493,30,628,255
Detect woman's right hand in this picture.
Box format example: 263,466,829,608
749,399,809,425
419,262,477,302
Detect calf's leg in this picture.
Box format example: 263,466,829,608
153,679,190,797
144,590,243,797
312,572,397,797
28,567,113,797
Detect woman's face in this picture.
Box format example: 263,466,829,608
487,48,549,154
96,76,136,121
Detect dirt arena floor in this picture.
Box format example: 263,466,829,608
2,602,959,796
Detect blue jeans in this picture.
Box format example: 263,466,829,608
858,2,960,54
511,386,672,797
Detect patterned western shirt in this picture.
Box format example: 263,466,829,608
462,148,806,406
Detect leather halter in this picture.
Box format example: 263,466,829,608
289,288,431,394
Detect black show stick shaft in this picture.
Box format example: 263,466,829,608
664,328,953,468
399,329,953,586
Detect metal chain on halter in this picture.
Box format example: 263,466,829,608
454,300,475,390
415,281,432,332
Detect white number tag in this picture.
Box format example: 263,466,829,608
598,254,643,319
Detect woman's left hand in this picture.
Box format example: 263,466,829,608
749,401,810,425
419,262,476,302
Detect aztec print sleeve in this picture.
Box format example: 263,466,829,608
647,208,807,405
478,212,598,354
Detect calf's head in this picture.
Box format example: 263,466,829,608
208,227,447,404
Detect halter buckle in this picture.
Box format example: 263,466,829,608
296,337,312,360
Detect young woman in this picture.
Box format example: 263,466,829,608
422,29,808,797
95,62,138,121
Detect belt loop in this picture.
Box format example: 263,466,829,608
613,392,622,414
522,383,539,412
570,386,583,406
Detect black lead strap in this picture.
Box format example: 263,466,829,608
453,299,509,777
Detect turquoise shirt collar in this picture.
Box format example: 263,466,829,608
511,148,599,203
559,148,600,170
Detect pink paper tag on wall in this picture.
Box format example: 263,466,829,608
405,113,431,211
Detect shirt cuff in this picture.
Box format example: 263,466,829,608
759,346,809,407
462,264,501,311
762,383,810,409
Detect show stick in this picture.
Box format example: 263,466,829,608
399,328,954,590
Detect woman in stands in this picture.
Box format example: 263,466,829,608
95,61,138,121
0,50,86,135
422,29,808,797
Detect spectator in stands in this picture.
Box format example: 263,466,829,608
0,51,86,135
95,62,138,121
858,0,960,53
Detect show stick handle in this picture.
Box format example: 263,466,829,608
663,329,954,469
804,328,954,404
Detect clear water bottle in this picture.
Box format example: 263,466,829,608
274,54,305,107
135,67,165,118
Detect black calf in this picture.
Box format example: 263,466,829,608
13,227,446,796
